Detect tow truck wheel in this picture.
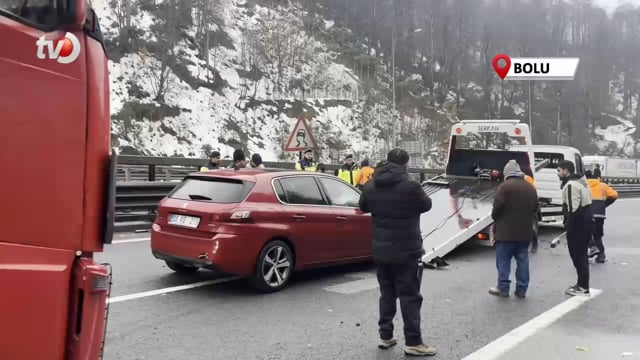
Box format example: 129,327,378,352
251,240,294,293
165,260,199,274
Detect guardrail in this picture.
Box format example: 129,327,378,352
115,155,444,182
615,184,640,196
111,155,640,232
113,177,640,233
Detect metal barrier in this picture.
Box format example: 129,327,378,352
115,155,444,183
614,184,640,197
113,181,640,233
112,155,640,232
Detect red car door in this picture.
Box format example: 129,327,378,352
317,176,372,259
274,176,339,265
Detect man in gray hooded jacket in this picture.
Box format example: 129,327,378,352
557,160,594,296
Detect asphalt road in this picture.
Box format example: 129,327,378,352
98,198,640,360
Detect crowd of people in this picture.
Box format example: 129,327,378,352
358,150,618,356
201,147,379,189
198,147,619,357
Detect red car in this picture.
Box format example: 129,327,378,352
150,169,372,292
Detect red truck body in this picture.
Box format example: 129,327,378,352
0,2,113,359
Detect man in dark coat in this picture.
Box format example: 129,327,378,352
489,160,539,298
358,148,436,357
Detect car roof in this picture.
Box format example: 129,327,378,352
189,168,331,182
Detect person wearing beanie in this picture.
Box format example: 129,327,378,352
584,169,618,263
295,148,317,172
249,153,265,169
228,149,247,169
354,158,374,190
337,154,360,186
200,150,221,171
488,159,539,298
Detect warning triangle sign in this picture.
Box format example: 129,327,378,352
284,117,317,152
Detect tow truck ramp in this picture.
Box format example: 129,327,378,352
420,159,550,268
419,177,499,267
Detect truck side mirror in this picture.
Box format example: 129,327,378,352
64,0,88,28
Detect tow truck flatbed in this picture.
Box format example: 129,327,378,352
417,120,546,267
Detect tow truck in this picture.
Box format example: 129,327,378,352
1,2,114,360
419,120,545,267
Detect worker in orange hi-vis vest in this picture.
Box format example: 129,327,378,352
355,159,374,190
585,170,618,263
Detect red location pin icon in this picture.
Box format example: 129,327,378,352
492,54,511,80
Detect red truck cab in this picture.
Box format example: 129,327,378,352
0,1,114,359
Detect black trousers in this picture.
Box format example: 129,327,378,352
566,221,593,289
376,259,423,346
590,218,605,254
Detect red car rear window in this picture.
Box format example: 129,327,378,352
169,176,254,203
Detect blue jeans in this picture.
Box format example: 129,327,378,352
495,242,530,293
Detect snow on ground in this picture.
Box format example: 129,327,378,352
594,113,637,156
98,0,380,161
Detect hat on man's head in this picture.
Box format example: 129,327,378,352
251,153,263,166
345,154,353,160
210,150,221,158
233,149,245,162
304,148,313,154
503,160,525,179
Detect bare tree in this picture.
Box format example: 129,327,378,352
137,52,175,103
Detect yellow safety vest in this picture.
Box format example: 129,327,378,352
295,161,317,172
338,167,359,186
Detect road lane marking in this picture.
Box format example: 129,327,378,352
107,277,243,304
111,237,150,244
461,288,602,360
323,272,379,294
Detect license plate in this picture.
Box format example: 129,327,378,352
168,214,201,229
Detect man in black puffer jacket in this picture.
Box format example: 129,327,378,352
358,148,436,357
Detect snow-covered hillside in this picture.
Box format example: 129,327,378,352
95,0,639,164
96,0,395,162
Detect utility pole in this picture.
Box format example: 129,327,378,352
528,81,533,140
391,17,396,151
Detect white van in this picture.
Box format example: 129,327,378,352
510,145,584,223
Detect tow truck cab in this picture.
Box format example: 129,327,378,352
446,120,535,244
510,145,583,224
0,2,113,360
445,120,535,179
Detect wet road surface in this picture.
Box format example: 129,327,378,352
98,199,640,360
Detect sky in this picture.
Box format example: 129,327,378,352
592,0,640,12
